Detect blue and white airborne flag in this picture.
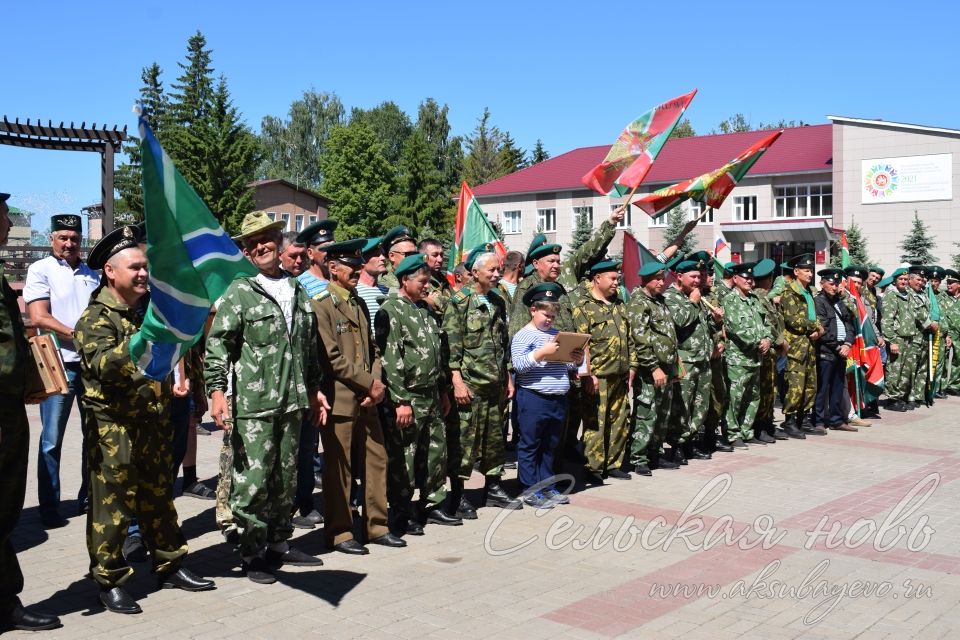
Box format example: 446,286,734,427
129,110,256,380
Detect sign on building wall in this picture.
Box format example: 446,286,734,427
861,153,953,204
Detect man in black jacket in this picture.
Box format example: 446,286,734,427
814,269,856,432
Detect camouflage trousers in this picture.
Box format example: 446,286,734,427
215,430,233,530
384,389,448,515
671,360,711,445
628,371,677,466
757,353,777,426
910,337,932,402
0,398,28,608
886,339,922,401
86,415,187,587
582,375,630,473
230,410,301,557
705,357,727,439
783,352,816,418
945,343,960,392
726,364,761,441
450,387,505,480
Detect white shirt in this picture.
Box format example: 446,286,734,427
255,272,295,334
23,256,100,362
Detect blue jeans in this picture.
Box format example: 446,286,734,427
37,362,87,516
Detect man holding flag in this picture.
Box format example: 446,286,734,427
942,270,960,396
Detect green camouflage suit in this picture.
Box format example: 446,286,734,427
75,286,187,587
375,292,448,515
704,288,727,441
781,280,822,420
204,276,322,558
442,288,509,480
755,287,786,431
722,289,772,441
627,287,679,466
572,289,632,473
664,286,713,446
934,289,952,393
882,287,919,401
909,288,934,402
0,263,31,612
941,293,960,392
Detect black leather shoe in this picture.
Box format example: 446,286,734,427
242,557,277,584
122,534,148,563
484,481,523,509
583,470,605,486
4,606,61,631
302,509,323,524
758,432,776,444
426,508,463,526
159,567,216,591
314,471,323,489
406,520,425,535
785,427,806,439
655,457,680,469
773,429,789,440
746,437,767,445
291,515,316,529
266,547,323,567
455,496,478,520
369,533,407,548
333,539,369,555
887,400,908,412
713,440,734,452
99,586,142,614
671,447,688,465
605,469,632,480
632,463,652,476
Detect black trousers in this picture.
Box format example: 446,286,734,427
0,396,28,613
814,356,846,427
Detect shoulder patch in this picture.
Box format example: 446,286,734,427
451,290,469,304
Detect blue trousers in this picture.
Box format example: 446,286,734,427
815,356,847,427
295,416,317,515
37,362,87,516
516,387,566,491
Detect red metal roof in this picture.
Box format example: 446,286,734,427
473,124,833,196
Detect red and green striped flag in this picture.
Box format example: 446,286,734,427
839,232,850,268
448,181,506,278
847,279,885,405
582,90,697,195
621,231,660,293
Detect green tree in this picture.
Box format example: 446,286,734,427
165,31,216,193
714,113,752,134
531,139,550,164
258,89,345,187
416,98,462,188
663,205,698,255
830,221,872,267
568,209,593,255
463,107,503,186
319,123,395,238
497,132,526,176
205,77,259,234
350,101,412,165
952,242,960,271
899,210,938,264
758,118,807,130
388,129,450,235
670,118,696,138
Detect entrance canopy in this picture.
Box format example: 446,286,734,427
719,218,837,244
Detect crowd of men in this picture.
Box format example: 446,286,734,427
1,191,959,630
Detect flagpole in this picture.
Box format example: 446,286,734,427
928,334,934,406
854,365,862,418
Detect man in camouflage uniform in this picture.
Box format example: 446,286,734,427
378,225,418,292
753,259,790,440
780,254,823,436
419,238,452,325
722,262,773,446
907,266,939,405
927,266,951,398
665,257,718,461
571,260,633,480
626,261,680,473
375,254,462,533
0,192,61,631
701,266,733,452
205,212,327,583
443,247,521,513
882,268,918,411
76,225,214,614
942,270,960,395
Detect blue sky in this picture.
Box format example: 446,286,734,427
3,0,956,231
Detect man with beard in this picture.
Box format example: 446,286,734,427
780,254,825,436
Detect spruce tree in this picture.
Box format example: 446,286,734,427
389,129,450,237
205,77,259,234
568,209,593,255
166,31,216,195
531,139,550,164
497,132,526,176
463,107,503,186
664,205,698,255
898,210,938,264
951,242,960,271
830,221,872,267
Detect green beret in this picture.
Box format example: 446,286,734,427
522,282,565,306
665,252,686,271
638,261,667,278
788,253,815,269
673,260,702,274
361,236,382,257
868,265,885,276
926,265,946,279
729,261,757,277
380,225,416,252
844,265,869,280
295,219,337,245
877,275,894,289
88,224,143,270
51,214,82,233
465,243,495,270
394,253,428,279
324,238,366,266
753,258,776,279
687,250,711,264
817,268,845,283
890,267,908,279
523,263,534,277
589,259,621,276
525,233,547,264
528,243,561,262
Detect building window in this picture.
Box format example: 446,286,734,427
309,215,317,224
572,205,593,228
266,211,277,221
775,184,832,218
502,210,522,234
280,212,290,230
612,203,632,228
295,214,304,232
537,208,556,232
689,200,713,223
650,211,668,227
734,196,758,221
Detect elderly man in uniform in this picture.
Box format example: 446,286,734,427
313,238,406,553
626,261,681,472
443,245,521,514
814,268,856,431
882,267,917,411
23,214,100,527
753,258,792,440
942,269,960,396
375,253,461,535
721,262,774,447
700,262,733,452
296,219,337,298
378,225,418,291
76,225,215,614
780,254,824,436
205,211,328,584
0,192,62,631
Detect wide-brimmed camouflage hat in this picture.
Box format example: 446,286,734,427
232,211,285,240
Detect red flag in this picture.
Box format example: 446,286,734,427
621,231,659,293
847,280,885,404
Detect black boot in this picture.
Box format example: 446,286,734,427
671,444,688,465
446,478,477,520
684,440,711,460
484,476,522,509
781,415,806,439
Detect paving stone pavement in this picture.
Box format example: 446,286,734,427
7,399,960,639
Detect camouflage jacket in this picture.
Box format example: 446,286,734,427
0,263,29,396
571,290,633,376
374,292,446,404
663,286,713,363
75,286,171,423
442,287,509,392
781,280,822,362
424,272,452,326
715,280,734,304
204,275,321,419
911,289,934,332
941,293,960,340
882,287,922,344
754,286,786,349
509,273,574,337
722,290,772,369
379,262,399,292
627,287,678,373
704,288,725,353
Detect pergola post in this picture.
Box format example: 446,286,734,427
102,142,114,233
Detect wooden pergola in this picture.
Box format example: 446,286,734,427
0,116,127,233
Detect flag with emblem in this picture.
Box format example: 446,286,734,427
448,181,506,281
847,279,885,406
839,232,850,268
582,90,697,195
128,112,258,380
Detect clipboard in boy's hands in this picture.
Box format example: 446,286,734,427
542,332,591,362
